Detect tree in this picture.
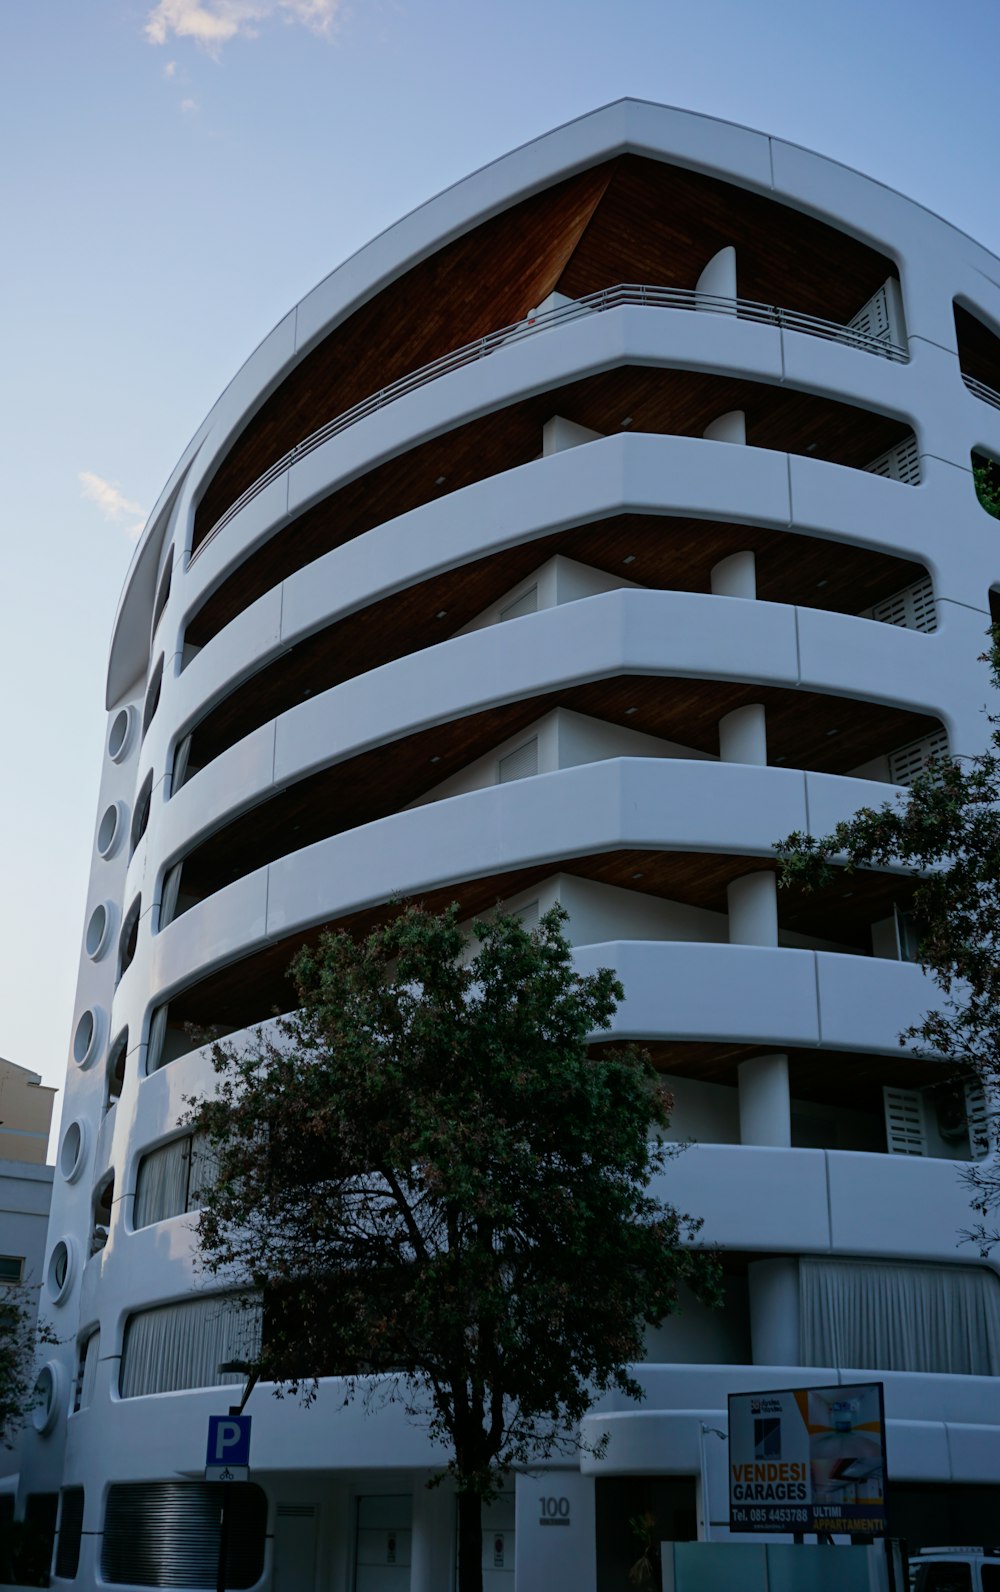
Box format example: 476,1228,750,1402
0,1283,47,1447
775,633,1000,1251
188,902,719,1592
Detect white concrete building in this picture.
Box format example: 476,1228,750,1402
19,100,1000,1587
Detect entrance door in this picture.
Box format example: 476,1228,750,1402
273,1503,318,1591
355,1495,412,1592
481,1492,515,1588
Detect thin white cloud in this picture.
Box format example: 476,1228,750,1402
180,97,198,111
79,473,148,543
163,58,178,77
145,0,340,52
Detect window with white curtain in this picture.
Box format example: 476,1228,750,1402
133,1134,218,1228
120,1295,262,1398
800,1257,1000,1376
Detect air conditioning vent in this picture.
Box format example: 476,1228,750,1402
871,576,936,633
888,729,948,787
865,435,920,485
498,738,538,785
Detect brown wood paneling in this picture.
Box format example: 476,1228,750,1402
556,156,889,321
194,164,615,542
187,365,912,647
193,154,893,544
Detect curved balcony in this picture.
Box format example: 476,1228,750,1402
191,284,909,561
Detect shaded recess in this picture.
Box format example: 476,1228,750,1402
156,848,917,1063
186,366,912,649
171,675,939,913
182,525,924,766
955,301,1000,398
193,155,894,546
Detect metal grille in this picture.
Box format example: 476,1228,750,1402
102,1482,266,1588
963,372,1000,411
883,1087,927,1156
966,1083,991,1162
864,435,921,485
499,585,538,622
848,281,893,345
870,576,936,632
55,1488,85,1580
888,729,949,786
498,738,538,785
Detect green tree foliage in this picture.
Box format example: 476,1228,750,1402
974,456,1000,519
189,903,719,1592
0,1285,45,1448
775,634,1000,1252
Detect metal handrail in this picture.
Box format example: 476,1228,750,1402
194,283,909,559
963,372,1000,412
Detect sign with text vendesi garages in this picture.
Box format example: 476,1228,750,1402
728,1384,887,1536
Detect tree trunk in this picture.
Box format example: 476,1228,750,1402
456,1489,483,1592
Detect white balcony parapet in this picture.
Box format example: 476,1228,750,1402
193,282,910,559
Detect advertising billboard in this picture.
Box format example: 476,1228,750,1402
728,1383,887,1537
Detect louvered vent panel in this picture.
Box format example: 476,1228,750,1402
277,1504,317,1518
499,585,538,622
498,738,538,784
865,436,920,485
512,899,540,930
888,730,949,787
871,576,936,632
966,1083,991,1161
849,283,892,343
883,1086,927,1156
102,1482,266,1588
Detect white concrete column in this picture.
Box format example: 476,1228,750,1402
515,1471,596,1592
748,1258,800,1367
696,244,737,309
702,408,746,444
718,703,767,765
738,1052,791,1147
710,550,756,598
727,870,778,946
543,415,604,454
410,1474,455,1592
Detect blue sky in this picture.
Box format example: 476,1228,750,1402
2,0,999,1130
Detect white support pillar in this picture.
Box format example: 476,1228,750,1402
696,244,737,309
727,870,778,947
710,550,756,599
749,1258,800,1367
410,1475,455,1592
702,408,746,445
738,1052,791,1147
542,415,604,454
718,703,767,765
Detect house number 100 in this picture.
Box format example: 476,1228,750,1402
539,1496,571,1525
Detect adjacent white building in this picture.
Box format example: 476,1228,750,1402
18,100,1000,1588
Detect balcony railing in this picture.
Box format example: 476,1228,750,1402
194,283,910,559
963,371,1000,412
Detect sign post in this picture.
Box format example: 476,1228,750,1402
728,1383,887,1539
205,1414,252,1592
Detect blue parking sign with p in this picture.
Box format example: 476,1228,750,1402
205,1414,251,1480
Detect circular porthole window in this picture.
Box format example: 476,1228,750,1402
108,706,135,764
85,902,114,962
46,1240,75,1305
59,1121,88,1183
31,1361,66,1435
97,800,126,860
73,1008,102,1068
